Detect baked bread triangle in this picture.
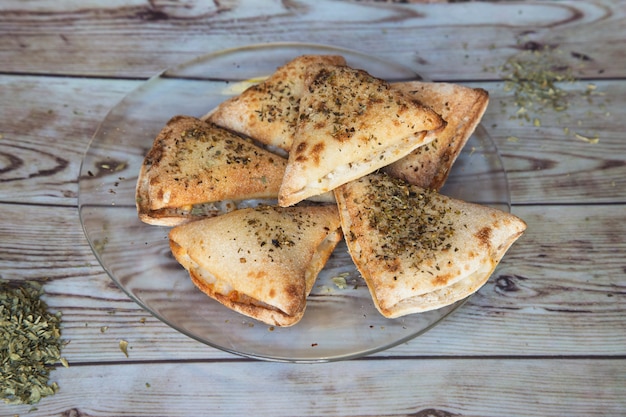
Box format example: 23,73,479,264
334,173,526,318
278,64,446,207
384,81,489,190
169,204,343,326
206,55,347,152
136,115,287,226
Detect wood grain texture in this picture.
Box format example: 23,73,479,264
1,76,624,206
1,1,625,415
0,1,624,79
1,203,624,363
7,359,626,417
477,81,626,205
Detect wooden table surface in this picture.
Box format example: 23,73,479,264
1,1,625,416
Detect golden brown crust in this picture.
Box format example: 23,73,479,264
207,55,347,151
136,55,525,324
384,82,489,190
334,173,526,318
278,65,446,207
168,205,343,326
135,115,287,224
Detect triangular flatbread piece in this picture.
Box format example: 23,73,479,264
279,65,446,207
136,115,286,226
206,55,347,152
334,173,526,318
169,205,343,326
384,81,489,190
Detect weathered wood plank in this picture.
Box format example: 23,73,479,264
1,1,624,416
0,75,139,204
0,75,138,139
476,80,626,205
6,359,626,417
1,203,624,363
1,76,624,206
0,1,623,80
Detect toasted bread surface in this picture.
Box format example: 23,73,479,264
168,204,342,326
207,55,347,151
384,82,489,189
334,173,526,318
279,65,445,207
135,115,286,224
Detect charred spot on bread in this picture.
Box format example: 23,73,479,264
475,226,492,248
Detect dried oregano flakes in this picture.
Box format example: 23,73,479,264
484,38,610,144
1,280,67,405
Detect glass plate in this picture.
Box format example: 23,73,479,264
78,43,510,362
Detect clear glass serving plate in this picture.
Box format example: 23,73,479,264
78,43,510,362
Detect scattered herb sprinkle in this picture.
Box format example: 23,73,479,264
0,280,67,405
501,45,576,121
487,39,611,144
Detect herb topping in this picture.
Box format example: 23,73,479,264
365,174,456,270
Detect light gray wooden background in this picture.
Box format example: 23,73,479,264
1,1,624,416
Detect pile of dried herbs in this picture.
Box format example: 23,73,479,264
1,280,67,405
